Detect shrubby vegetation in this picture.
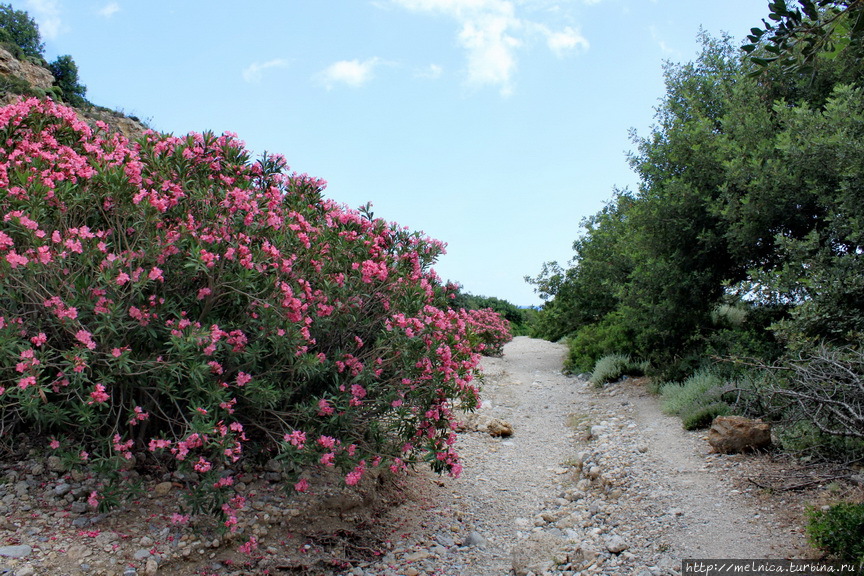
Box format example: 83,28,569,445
587,353,646,387
450,288,528,336
0,98,508,523
529,1,864,456
806,501,864,563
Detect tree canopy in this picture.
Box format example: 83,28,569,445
48,54,88,106
0,3,44,59
529,28,864,378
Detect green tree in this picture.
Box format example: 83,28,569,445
0,3,44,59
48,54,88,106
744,0,864,73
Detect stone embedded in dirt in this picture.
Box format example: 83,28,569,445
511,532,567,576
456,413,514,436
707,416,772,453
153,481,174,497
486,417,514,437
0,544,32,558
463,530,487,547
46,455,66,473
605,534,630,553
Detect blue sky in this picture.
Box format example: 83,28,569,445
18,0,771,305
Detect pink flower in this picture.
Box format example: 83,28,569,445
213,475,234,488
148,266,164,282
75,329,97,350
283,430,306,450
294,478,309,493
345,461,366,486
148,438,171,451
238,536,258,555
30,333,47,347
88,383,110,404
235,372,251,386
17,375,36,390
317,435,336,449
49,438,60,450
319,452,335,467
193,457,212,473
5,251,28,268
171,513,190,525
317,398,334,416
87,491,101,509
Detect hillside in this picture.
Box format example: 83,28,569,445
0,45,145,139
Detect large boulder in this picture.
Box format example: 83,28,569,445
456,413,514,437
707,416,771,453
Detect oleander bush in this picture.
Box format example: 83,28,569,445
0,98,502,524
461,307,512,357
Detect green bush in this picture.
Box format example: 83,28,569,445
661,370,724,415
660,369,735,429
806,502,864,563
565,316,633,374
589,353,647,387
773,421,864,461
680,401,730,430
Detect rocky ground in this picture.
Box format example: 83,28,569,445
1,336,861,576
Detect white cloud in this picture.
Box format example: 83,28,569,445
390,0,588,95
649,26,680,58
317,58,381,89
25,0,62,40
241,59,290,83
98,2,121,18
415,63,444,79
544,25,589,57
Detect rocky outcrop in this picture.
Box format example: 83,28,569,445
1,47,147,140
0,46,54,92
81,106,148,141
707,415,772,453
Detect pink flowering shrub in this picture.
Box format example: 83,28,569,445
0,98,504,518
463,308,513,356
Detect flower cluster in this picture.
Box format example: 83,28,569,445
0,98,506,518
463,308,513,357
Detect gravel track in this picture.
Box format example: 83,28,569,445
0,336,808,576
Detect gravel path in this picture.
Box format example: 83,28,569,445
358,336,804,576
0,336,808,576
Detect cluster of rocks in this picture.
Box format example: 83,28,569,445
505,414,682,576
0,445,397,576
